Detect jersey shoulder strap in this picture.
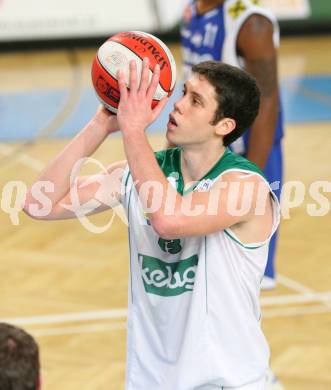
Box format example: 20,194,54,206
203,147,266,180
155,147,182,177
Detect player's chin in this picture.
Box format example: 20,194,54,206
166,129,178,145
166,131,181,149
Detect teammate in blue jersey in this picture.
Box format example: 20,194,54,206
181,0,284,290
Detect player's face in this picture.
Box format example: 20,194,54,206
167,74,219,146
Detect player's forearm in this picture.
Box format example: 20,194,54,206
25,119,109,209
123,131,258,239
117,58,180,233
122,131,180,228
245,93,278,169
122,131,170,198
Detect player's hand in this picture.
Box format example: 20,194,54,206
92,105,120,135
116,57,168,135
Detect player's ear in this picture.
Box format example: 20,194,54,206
214,117,236,137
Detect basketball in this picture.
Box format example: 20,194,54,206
91,31,177,113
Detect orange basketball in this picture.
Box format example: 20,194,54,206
91,31,177,113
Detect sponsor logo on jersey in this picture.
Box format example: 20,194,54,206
158,238,182,254
139,254,198,296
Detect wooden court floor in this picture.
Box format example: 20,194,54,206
1,36,331,389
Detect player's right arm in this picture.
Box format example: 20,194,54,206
23,106,124,220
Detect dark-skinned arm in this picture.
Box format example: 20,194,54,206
237,14,279,169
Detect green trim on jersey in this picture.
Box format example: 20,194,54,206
155,147,184,194
127,174,135,303
155,147,265,195
224,229,263,250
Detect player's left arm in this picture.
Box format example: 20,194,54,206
116,58,272,240
148,171,272,240
237,14,279,169
119,134,271,239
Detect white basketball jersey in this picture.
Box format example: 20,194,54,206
222,0,279,68
121,148,280,389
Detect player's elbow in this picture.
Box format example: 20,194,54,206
22,202,34,219
23,191,56,221
150,214,182,240
23,193,40,220
23,202,50,221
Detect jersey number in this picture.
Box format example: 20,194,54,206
158,238,182,254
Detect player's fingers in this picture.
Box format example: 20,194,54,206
139,57,150,92
147,64,160,101
117,69,128,100
129,60,138,93
152,96,169,120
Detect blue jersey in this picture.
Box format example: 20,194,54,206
181,2,226,78
181,0,284,144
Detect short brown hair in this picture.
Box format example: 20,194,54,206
192,61,260,146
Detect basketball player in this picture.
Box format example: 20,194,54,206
24,60,279,389
180,0,284,291
0,322,41,390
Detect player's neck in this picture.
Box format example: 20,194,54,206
196,0,224,15
181,143,226,184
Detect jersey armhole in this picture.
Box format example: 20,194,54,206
218,168,280,249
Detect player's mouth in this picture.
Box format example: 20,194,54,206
167,113,178,130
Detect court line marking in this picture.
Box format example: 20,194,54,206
297,84,331,108
4,289,331,327
277,274,315,294
28,322,127,337
3,272,330,326
0,143,44,171
261,291,331,306
262,304,331,318
283,77,331,109
17,304,331,338
278,274,331,311
1,309,128,326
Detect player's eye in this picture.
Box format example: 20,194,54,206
192,97,200,106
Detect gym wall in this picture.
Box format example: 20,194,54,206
0,0,329,46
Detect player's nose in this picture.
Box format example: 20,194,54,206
174,96,185,114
